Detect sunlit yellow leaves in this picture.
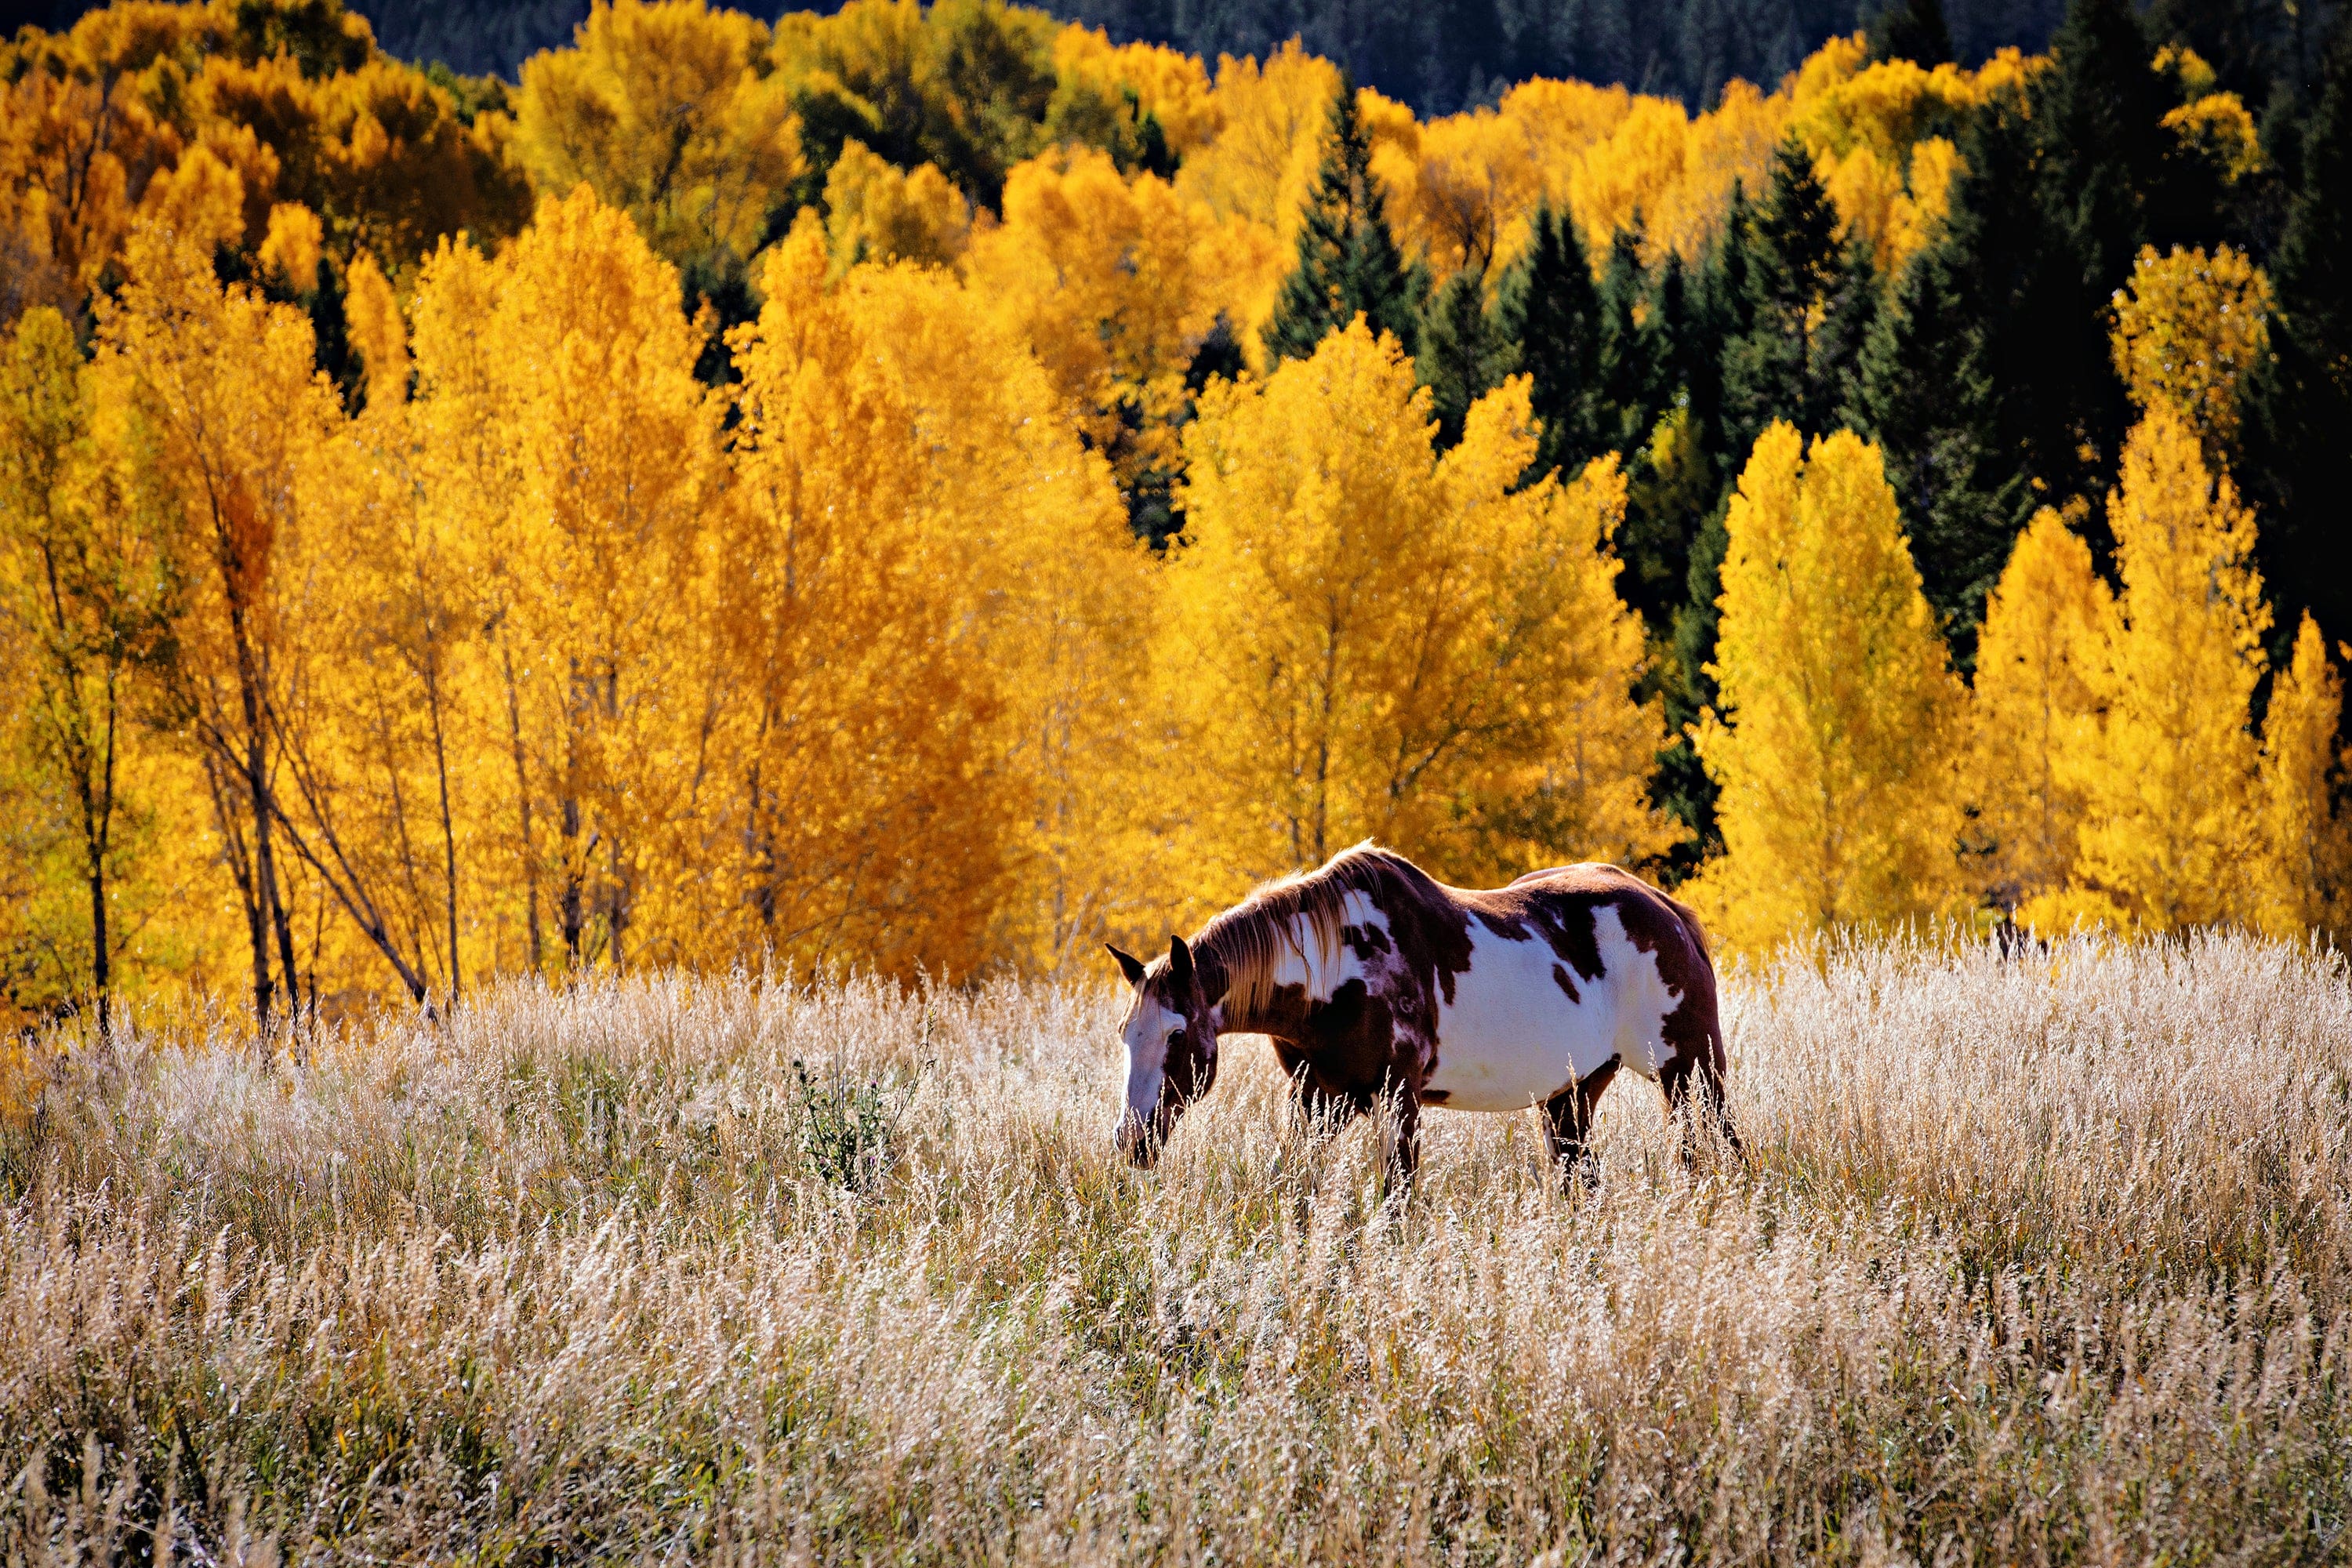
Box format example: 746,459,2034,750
2070,407,2268,932
514,0,801,280
1690,424,1967,950
2111,243,2273,461
258,200,323,285
1971,507,2111,917
1051,26,1220,156
1167,321,1673,902
2164,93,2263,184
822,139,970,267
423,187,723,971
965,147,1228,499
2257,614,2352,940
723,219,1149,975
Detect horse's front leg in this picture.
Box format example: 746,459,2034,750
1542,1054,1620,1189
1386,1091,1421,1187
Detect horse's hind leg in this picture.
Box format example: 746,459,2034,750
1542,1054,1620,1189
1660,1048,1741,1165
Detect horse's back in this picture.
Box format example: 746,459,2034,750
1418,863,1721,1112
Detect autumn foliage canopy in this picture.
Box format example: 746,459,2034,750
2,0,2348,1029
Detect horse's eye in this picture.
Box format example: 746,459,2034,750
1167,1028,1187,1050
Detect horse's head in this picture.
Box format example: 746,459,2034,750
1106,934,1224,1167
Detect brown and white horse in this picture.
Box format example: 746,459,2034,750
1107,843,1738,1181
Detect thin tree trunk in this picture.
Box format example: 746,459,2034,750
424,655,460,1004
502,647,543,974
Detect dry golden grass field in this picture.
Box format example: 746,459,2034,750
2,931,2349,1564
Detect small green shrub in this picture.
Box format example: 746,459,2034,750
791,1056,916,1193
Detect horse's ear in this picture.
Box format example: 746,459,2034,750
1105,943,1147,988
1168,934,1195,993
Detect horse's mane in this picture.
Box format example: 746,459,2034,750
1188,841,1430,1018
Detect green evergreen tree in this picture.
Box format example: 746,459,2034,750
2247,32,2352,648
1846,238,2031,659
1497,201,1604,477
1617,251,1718,637
2008,0,2220,504
1595,223,1668,453
1420,267,1516,448
1721,140,1847,458
1868,0,1955,65
1263,78,1428,362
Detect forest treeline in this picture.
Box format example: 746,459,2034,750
5,0,2077,113
2,0,2350,1029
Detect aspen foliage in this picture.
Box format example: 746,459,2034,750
0,307,177,1024
822,140,971,269
2066,406,2269,933
0,0,528,314
1050,27,1221,156
720,219,1149,976
1167,320,1673,902
512,0,802,281
2257,613,2352,940
1168,42,1341,349
2109,243,2274,463
964,149,1232,500
426,188,724,973
93,222,350,1022
1970,506,2111,916
1689,423,1967,950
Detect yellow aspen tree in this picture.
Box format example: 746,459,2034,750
1689,423,1967,951
93,224,343,1030
260,275,485,1008
513,0,801,281
2109,243,2273,465
822,142,971,268
830,249,1156,974
2256,613,2350,939
1970,507,2111,918
1168,319,1674,901
2071,406,2269,931
0,307,177,1026
713,221,1010,977
448,189,722,972
964,148,1226,513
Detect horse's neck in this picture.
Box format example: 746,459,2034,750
1203,920,1322,1038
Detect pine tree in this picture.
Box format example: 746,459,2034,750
2014,0,2220,504
2071,406,2270,931
1686,423,1968,951
1419,267,1515,449
1970,508,2111,916
1722,141,1849,461
1846,230,2032,652
1497,202,1602,478
1867,0,1955,66
1263,80,1428,363
2245,34,2352,648
1595,224,1668,456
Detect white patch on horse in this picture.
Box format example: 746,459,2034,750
1119,996,1183,1135
1591,903,1688,1080
1422,902,1686,1112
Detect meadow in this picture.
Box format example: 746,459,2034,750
2,929,2346,1563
